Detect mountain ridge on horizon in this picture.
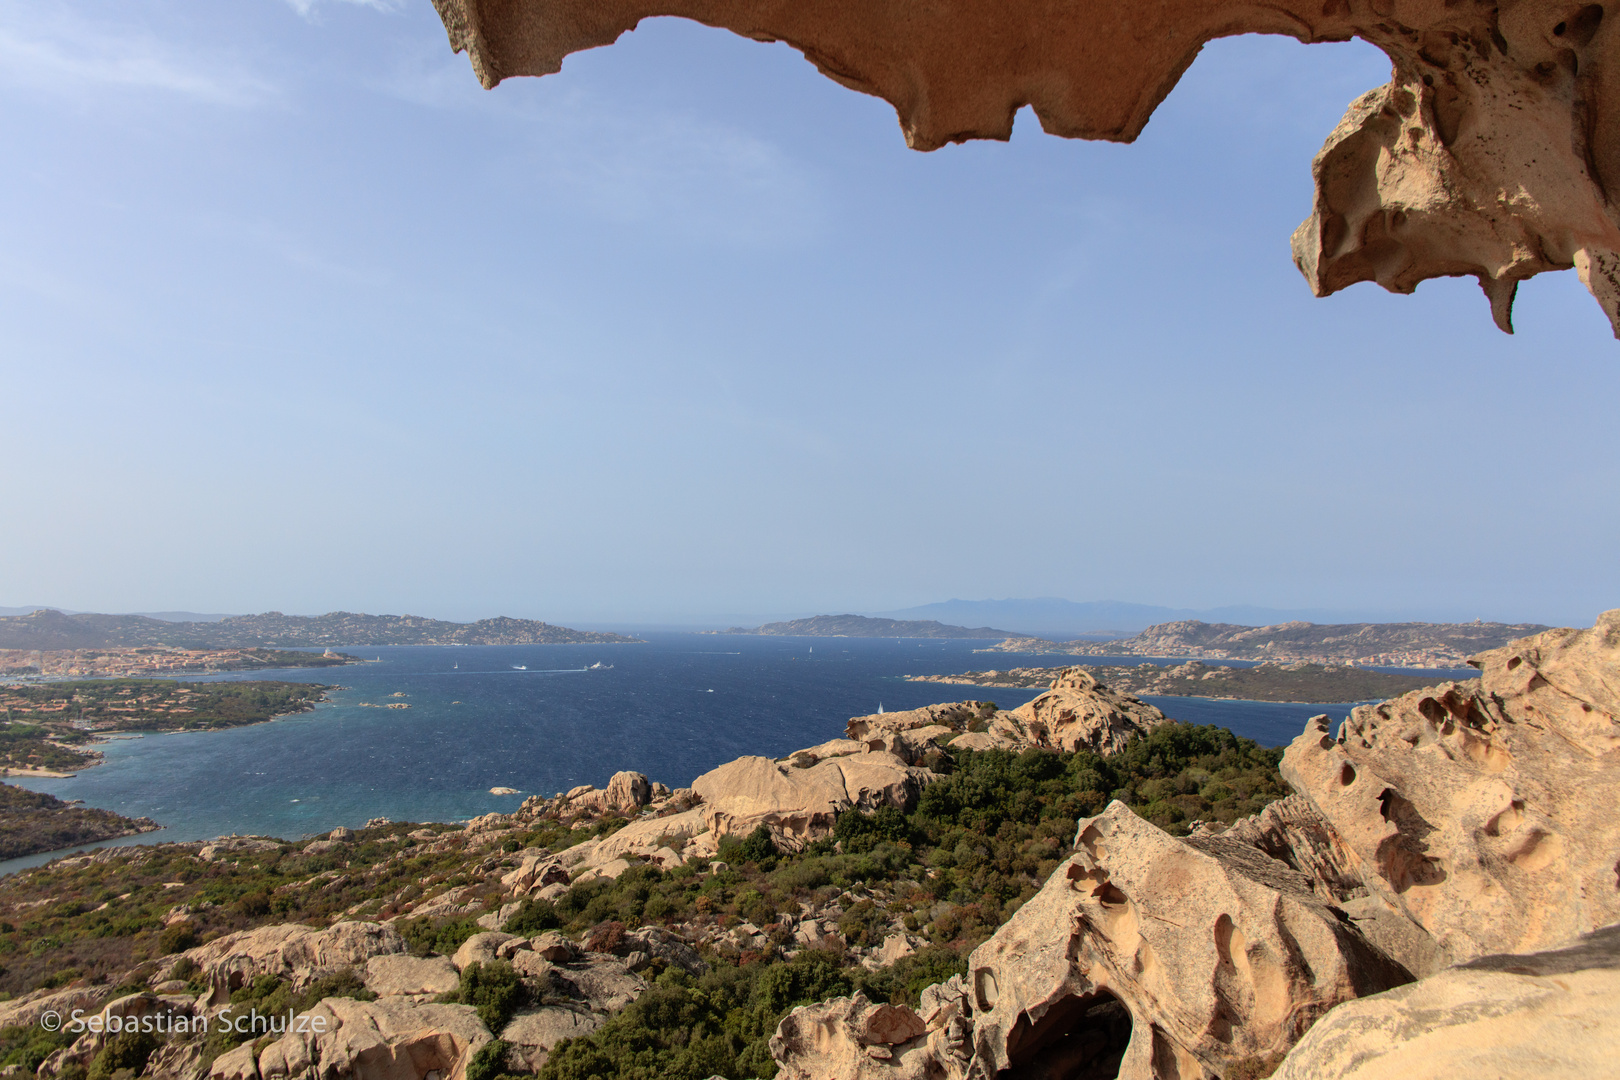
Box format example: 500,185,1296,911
0,609,639,650
869,597,1531,637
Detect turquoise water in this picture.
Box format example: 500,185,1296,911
2,634,1436,871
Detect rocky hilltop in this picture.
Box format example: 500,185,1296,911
0,609,641,650
0,615,1613,1080
988,618,1551,668
715,614,1013,638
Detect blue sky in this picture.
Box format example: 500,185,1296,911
0,0,1614,628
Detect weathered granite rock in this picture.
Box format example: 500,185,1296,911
553,771,653,818
500,853,570,898
431,0,1620,335
530,931,580,963
499,1007,603,1072
549,954,647,1012
991,669,1170,755
451,931,524,970
845,702,999,761
690,751,931,849
182,921,407,1004
1281,610,1620,969
769,994,936,1080
964,803,1409,1080
248,997,491,1080
364,954,462,997
846,676,1167,758
1272,922,1620,1080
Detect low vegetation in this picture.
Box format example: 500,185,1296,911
506,724,1287,1079
0,680,332,734
0,784,157,861
0,723,1288,1080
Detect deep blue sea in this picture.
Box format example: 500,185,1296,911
2,634,1464,873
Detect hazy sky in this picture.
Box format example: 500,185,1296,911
1,0,1615,628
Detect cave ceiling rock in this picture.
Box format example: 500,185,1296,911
433,0,1620,337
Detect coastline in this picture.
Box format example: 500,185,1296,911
0,686,336,776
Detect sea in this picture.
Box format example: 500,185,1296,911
0,634,1471,875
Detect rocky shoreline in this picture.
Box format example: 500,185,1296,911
0,614,1613,1080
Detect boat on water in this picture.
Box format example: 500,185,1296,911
588,661,613,670
512,664,527,671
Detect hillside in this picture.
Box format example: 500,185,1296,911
714,614,1013,638
0,782,160,859
0,609,642,649
983,618,1551,667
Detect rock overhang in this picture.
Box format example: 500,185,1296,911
432,0,1620,339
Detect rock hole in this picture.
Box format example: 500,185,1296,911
975,968,999,1012
1094,881,1129,908
1339,762,1356,786
1507,656,1522,670
1555,20,1568,33
1418,697,1447,725
1572,5,1605,45
998,989,1132,1080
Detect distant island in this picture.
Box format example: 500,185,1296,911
981,618,1552,668
910,661,1454,704
0,608,643,649
0,679,335,775
711,614,1015,638
0,782,160,860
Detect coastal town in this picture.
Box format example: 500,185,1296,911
0,645,355,681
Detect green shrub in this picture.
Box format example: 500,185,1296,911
465,1039,512,1080
401,917,481,957
87,1030,158,1080
454,961,527,1032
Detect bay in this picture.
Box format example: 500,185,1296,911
1,634,1416,872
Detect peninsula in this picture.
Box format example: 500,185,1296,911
0,680,334,775
0,609,642,650
984,617,1550,668
909,660,1456,704
0,782,159,860
713,614,1013,638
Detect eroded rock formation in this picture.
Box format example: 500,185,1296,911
769,611,1620,1079
1272,923,1620,1079
966,804,1410,1080
1281,608,1620,968
846,672,1169,758
432,0,1620,336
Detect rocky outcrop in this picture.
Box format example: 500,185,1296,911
242,997,491,1080
846,671,1168,758
966,803,1409,1080
499,1007,603,1072
179,921,408,1004
536,771,653,819
690,751,931,849
769,993,936,1080
1281,609,1620,969
433,0,1620,336
769,612,1620,1080
992,669,1170,754
1273,923,1620,1080
364,954,462,998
